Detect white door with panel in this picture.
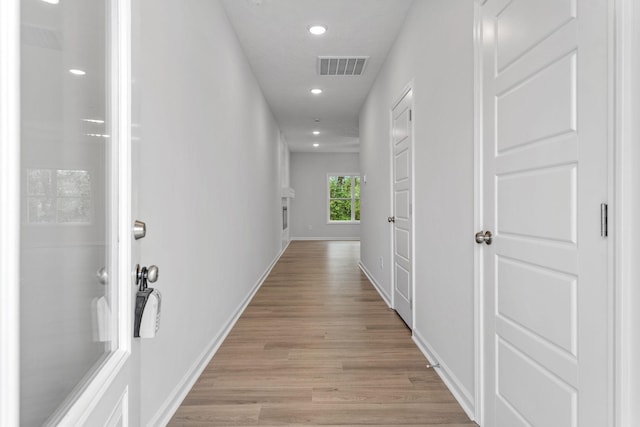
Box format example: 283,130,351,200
480,0,610,425
391,89,414,328
14,0,139,424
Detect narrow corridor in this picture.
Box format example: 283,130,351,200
169,241,474,426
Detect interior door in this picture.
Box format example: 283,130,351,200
391,89,413,328
18,0,138,424
480,0,610,425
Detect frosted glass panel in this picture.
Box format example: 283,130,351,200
20,0,114,425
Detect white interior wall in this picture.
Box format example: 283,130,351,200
359,0,475,415
290,152,360,240
280,138,290,189
136,1,283,423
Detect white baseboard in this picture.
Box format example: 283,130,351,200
147,245,288,426
412,329,476,422
358,261,391,307
291,236,360,241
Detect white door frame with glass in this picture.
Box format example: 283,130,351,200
1,0,136,424
0,0,21,424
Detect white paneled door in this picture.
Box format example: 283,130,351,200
391,89,414,328
2,0,138,425
480,0,610,426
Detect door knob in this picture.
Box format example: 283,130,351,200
388,216,396,223
475,230,493,245
96,267,108,285
135,264,159,286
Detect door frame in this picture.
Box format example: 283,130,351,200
472,0,483,424
389,82,415,327
473,0,639,425
0,0,21,424
614,0,640,424
0,0,134,424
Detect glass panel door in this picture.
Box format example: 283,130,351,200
20,0,117,424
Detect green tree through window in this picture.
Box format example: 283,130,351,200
328,175,360,222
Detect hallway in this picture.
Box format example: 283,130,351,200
169,241,474,426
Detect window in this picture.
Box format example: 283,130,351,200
328,175,360,223
26,168,93,224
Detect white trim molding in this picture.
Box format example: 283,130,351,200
413,330,476,422
472,0,484,424
0,0,21,425
359,261,391,307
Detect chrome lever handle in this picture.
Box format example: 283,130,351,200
475,230,493,245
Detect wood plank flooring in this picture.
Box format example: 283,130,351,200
169,241,476,426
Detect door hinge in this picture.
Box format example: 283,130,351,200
601,203,608,237
409,109,412,121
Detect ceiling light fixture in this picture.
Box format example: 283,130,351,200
313,131,320,135
313,143,320,147
69,69,86,76
308,25,327,36
83,118,105,124
41,0,59,4
310,88,323,95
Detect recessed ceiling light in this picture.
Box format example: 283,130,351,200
69,69,86,76
310,88,323,95
312,131,320,135
313,143,320,147
41,0,59,4
83,118,105,124
308,25,327,36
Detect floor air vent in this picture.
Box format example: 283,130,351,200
318,56,368,76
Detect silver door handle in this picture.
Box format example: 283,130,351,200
135,264,159,286
475,230,493,245
388,216,395,223
96,267,108,285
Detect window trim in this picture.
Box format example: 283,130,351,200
326,173,360,224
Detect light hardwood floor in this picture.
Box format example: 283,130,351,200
169,241,476,426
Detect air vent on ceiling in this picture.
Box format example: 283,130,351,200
318,56,368,76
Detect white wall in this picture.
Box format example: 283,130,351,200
359,0,475,416
136,1,283,423
290,152,360,240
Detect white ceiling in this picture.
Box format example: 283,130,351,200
221,0,414,153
